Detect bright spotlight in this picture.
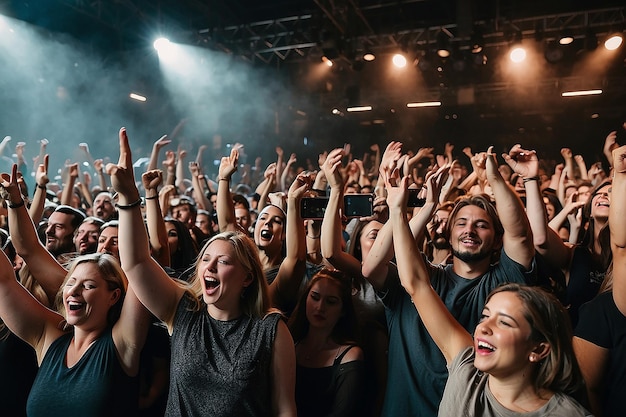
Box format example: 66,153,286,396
604,34,623,51
509,47,526,63
153,37,171,51
392,54,407,68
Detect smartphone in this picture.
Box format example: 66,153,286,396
300,197,329,219
344,194,374,218
407,189,426,207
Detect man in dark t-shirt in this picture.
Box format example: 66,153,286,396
363,148,536,417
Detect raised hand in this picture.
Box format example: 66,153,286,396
380,141,402,176
502,144,538,178
613,144,626,174
35,154,50,187
153,135,171,151
142,169,163,192
219,148,239,180
106,127,139,201
322,148,345,189
288,171,312,200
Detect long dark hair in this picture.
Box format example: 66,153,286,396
165,218,199,274
288,269,360,345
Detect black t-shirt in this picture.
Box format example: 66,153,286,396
575,291,626,417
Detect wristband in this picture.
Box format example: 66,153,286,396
8,200,25,209
144,195,158,200
115,198,142,209
37,184,47,190
523,176,540,184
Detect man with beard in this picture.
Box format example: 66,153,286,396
363,146,536,417
424,201,454,265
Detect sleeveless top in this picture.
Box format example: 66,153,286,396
26,328,139,417
166,294,281,417
0,330,38,417
295,345,366,417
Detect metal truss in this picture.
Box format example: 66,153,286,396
198,5,625,65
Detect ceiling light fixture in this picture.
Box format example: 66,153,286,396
347,106,372,112
561,89,602,97
407,101,442,108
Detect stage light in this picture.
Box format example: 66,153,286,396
559,30,574,45
604,33,623,50
509,46,526,63
363,52,376,61
322,56,333,67
392,53,407,68
153,37,171,51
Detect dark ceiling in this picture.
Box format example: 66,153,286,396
1,0,625,163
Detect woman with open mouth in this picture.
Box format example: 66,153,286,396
108,127,297,417
0,162,151,417
384,161,591,417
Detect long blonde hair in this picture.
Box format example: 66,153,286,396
186,231,270,318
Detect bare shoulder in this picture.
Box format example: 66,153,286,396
340,344,364,363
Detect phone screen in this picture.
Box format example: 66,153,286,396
344,194,374,218
300,197,329,219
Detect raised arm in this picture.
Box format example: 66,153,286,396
175,146,188,191
28,154,50,223
385,169,472,365
108,128,185,327
2,164,67,303
93,159,109,192
189,161,211,211
216,147,241,233
488,145,534,269
611,144,626,314
503,145,570,270
0,242,65,361
142,169,171,268
320,148,362,277
255,162,277,213
269,172,310,309
60,162,79,206
148,135,171,171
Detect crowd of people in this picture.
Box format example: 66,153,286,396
0,123,624,417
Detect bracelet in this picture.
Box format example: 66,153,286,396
218,178,229,182
36,184,47,190
522,176,540,184
144,195,158,200
115,198,142,210
307,234,320,239
8,200,25,209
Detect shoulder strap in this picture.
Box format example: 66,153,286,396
333,344,355,366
